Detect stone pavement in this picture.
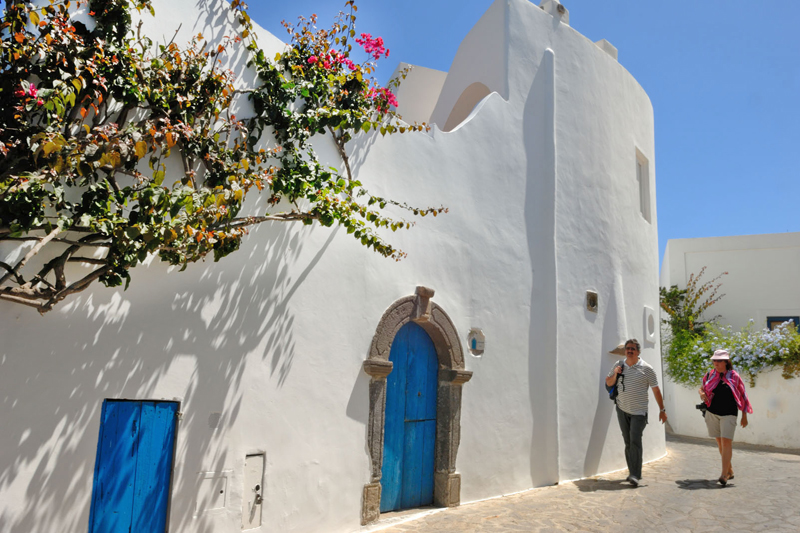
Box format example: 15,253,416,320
370,435,800,532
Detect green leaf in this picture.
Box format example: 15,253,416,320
43,142,58,156
153,171,165,186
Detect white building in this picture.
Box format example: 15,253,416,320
0,1,664,531
661,232,800,331
660,232,800,449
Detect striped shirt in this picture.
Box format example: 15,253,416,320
607,358,659,416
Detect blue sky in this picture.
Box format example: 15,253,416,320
251,1,799,266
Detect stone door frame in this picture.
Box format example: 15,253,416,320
361,286,472,525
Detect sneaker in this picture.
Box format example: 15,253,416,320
626,475,639,487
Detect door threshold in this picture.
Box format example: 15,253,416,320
360,506,444,532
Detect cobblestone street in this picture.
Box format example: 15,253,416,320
365,435,800,532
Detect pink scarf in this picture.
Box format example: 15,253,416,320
702,369,753,414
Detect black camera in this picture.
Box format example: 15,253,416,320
696,403,707,417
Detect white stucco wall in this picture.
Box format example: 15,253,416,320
429,0,509,128
664,369,800,449
661,232,800,330
660,232,800,450
391,63,448,125
0,1,663,532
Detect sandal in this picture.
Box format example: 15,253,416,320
718,475,728,486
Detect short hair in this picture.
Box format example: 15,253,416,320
624,339,641,352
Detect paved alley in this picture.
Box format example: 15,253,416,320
368,435,800,532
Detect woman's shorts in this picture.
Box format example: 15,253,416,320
705,411,737,439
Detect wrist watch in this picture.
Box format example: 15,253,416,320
660,408,666,413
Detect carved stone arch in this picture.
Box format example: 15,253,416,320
361,286,472,525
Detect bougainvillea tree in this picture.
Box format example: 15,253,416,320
0,0,444,313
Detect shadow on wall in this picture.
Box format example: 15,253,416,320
0,4,342,529
442,82,491,133
0,209,324,532
524,48,559,487
583,285,623,477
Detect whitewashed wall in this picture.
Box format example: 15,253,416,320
664,369,800,449
0,1,663,532
661,232,800,330
661,233,800,449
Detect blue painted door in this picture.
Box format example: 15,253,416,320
89,400,178,533
381,322,438,512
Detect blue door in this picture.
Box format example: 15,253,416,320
89,400,178,533
381,322,438,512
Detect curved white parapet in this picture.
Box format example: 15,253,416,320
442,82,494,132
429,0,510,128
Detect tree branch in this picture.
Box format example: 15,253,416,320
327,126,353,181
0,292,48,310
40,265,112,313
2,236,112,247
34,243,81,290
220,212,319,229
0,225,94,236
0,261,26,285
0,226,63,287
67,257,108,265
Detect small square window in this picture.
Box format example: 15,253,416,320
586,291,598,313
767,316,799,331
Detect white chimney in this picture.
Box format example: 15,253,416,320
539,0,570,25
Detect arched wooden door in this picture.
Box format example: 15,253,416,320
380,322,438,512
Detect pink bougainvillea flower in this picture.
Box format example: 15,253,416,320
37,99,44,106
355,33,389,61
13,87,25,98
28,84,38,97
330,51,357,71
307,55,318,64
365,85,398,113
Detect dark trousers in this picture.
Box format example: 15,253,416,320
616,407,647,479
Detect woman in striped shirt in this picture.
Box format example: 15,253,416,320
698,349,753,486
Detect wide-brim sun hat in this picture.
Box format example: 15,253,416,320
609,343,626,356
711,349,730,361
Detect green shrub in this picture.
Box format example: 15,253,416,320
665,320,800,387
664,329,704,386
